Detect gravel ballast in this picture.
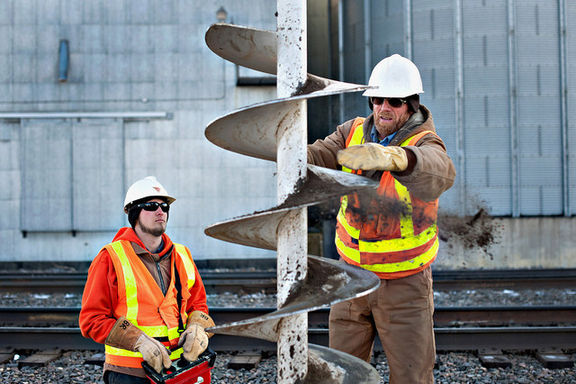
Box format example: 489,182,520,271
1,349,574,383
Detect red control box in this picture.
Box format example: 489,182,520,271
143,348,216,384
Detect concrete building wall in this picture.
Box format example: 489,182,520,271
2,0,574,270
0,0,279,262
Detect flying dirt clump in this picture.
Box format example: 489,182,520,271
437,208,503,259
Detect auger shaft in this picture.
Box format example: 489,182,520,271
276,0,308,382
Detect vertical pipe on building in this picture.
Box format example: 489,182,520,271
454,0,466,216
507,0,519,217
404,0,412,59
558,0,570,216
364,0,372,83
70,121,75,234
338,0,345,123
276,0,308,382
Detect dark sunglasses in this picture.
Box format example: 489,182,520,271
370,97,407,108
136,201,170,213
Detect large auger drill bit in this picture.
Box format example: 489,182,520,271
204,23,380,383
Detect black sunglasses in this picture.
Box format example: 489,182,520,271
370,97,407,108
136,201,170,213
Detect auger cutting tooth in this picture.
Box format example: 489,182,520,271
204,165,379,249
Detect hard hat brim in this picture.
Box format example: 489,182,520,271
362,88,424,98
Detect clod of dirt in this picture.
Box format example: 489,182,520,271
438,208,503,259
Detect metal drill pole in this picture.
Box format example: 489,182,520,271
276,0,308,382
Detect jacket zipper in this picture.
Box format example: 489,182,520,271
156,261,166,295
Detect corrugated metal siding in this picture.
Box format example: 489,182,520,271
342,0,368,119
566,0,576,216
516,1,563,215
344,0,574,217
411,0,460,214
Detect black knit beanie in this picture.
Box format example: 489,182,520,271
128,206,142,228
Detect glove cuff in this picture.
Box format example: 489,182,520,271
105,316,144,351
187,311,215,337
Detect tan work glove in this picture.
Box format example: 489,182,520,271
178,311,215,362
134,333,172,373
337,143,408,172
106,317,171,373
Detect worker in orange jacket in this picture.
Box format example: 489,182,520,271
79,176,214,384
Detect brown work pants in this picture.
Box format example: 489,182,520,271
329,267,435,384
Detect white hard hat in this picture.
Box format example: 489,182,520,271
123,176,175,213
362,54,424,98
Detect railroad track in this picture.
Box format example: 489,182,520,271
1,269,575,293
1,306,575,352
1,306,576,328
1,325,574,353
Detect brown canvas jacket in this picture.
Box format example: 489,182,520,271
307,105,455,202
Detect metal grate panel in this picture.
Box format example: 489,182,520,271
21,119,72,231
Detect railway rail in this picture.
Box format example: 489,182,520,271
0,306,575,352
1,306,576,328
1,325,575,353
1,268,575,293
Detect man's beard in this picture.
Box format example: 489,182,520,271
140,221,166,237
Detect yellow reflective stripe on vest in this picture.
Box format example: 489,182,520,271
110,241,139,322
395,179,414,238
341,121,366,174
105,345,184,360
174,243,196,290
137,325,180,341
336,196,359,238
336,235,439,272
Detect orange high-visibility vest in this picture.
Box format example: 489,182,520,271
104,241,197,368
336,117,440,279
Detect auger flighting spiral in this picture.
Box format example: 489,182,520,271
204,2,381,382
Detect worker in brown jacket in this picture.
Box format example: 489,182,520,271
308,54,456,384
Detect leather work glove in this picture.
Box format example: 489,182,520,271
134,333,172,373
106,317,171,374
337,143,408,172
178,311,215,362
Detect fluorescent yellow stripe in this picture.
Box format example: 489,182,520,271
360,238,439,273
105,345,183,360
111,241,139,323
358,225,437,252
105,345,142,357
395,180,414,238
335,235,360,263
336,196,360,238
138,325,169,338
174,243,196,290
